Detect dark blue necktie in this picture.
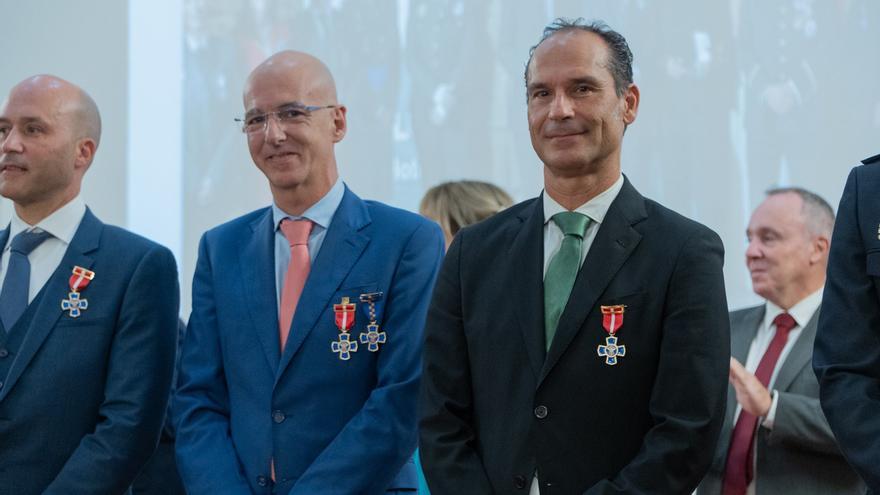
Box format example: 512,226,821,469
0,230,52,331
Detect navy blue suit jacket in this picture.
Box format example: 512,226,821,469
0,208,179,494
814,153,880,492
174,186,444,494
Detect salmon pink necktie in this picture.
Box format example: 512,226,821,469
278,218,313,350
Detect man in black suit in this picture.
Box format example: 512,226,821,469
814,152,880,493
699,188,862,495
419,18,730,494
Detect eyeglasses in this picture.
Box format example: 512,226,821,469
235,103,336,134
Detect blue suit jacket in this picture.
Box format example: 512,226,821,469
814,153,880,493
174,187,444,495
0,208,179,494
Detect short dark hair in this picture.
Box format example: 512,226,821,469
765,187,835,238
524,18,634,98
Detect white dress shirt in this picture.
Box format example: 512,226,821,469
736,288,822,495
0,196,86,304
533,174,624,495
541,174,624,278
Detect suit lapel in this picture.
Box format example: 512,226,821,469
732,306,764,362
239,208,282,371
725,306,764,428
275,187,370,382
0,226,8,333
0,209,100,402
540,178,646,384
508,199,547,379
773,306,820,392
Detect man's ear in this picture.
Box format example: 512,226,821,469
622,83,640,125
74,137,97,172
331,105,347,143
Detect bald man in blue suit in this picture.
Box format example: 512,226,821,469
174,51,444,495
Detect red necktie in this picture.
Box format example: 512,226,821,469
722,312,797,495
278,218,313,350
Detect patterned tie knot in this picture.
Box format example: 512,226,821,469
772,312,797,335
10,229,52,255
551,211,590,239
280,218,313,247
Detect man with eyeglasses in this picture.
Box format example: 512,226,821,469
174,51,444,494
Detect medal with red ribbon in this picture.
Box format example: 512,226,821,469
597,305,626,365
61,266,95,318
331,297,358,360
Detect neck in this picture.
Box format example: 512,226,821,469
14,190,78,226
543,166,620,211
272,170,338,217
773,277,824,311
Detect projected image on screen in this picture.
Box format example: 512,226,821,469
181,0,880,311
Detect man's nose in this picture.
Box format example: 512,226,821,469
264,114,287,143
548,93,575,120
0,128,24,154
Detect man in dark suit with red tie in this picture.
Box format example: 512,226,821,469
699,188,862,495
419,18,730,494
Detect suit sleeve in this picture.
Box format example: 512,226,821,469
813,166,880,489
586,228,730,494
290,221,445,494
418,232,495,493
173,235,252,494
43,245,179,495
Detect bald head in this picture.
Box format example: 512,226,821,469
244,50,338,107
7,75,102,147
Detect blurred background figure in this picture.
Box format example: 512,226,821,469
416,179,511,494
419,180,513,249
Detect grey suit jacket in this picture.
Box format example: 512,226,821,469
699,304,864,494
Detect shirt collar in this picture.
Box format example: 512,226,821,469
8,195,86,246
763,287,824,329
272,178,345,231
542,174,624,225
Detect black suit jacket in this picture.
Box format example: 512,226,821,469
420,178,730,494
814,153,880,492
0,209,179,494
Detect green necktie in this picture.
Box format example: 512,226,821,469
544,211,590,351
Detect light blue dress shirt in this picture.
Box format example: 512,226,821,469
272,179,345,308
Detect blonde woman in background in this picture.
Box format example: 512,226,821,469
419,180,514,249
415,179,512,494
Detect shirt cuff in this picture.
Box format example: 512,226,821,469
762,390,779,429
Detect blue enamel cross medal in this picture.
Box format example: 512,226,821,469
597,305,627,365
331,297,358,360
358,292,387,352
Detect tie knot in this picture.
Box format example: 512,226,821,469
10,229,52,255
772,312,797,334
280,218,313,247
551,211,590,238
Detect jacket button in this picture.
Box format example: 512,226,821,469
0,348,8,358
256,475,268,487
272,410,286,423
513,474,527,489
534,405,548,419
